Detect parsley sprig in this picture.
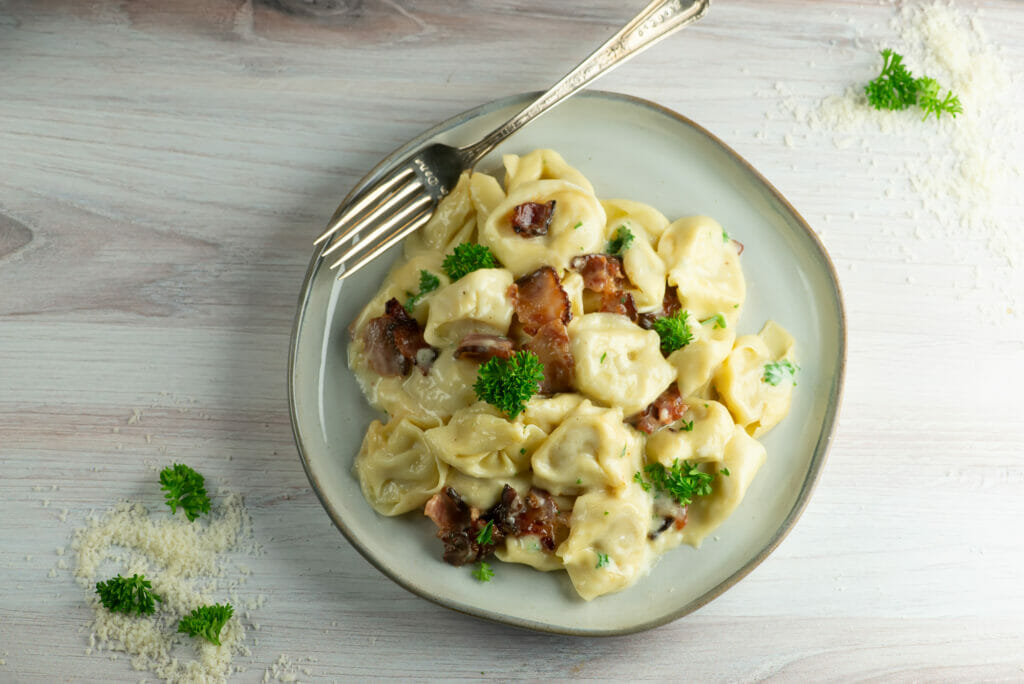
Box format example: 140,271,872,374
159,464,211,522
864,49,962,120
95,574,162,615
651,310,694,354
404,269,440,311
442,243,497,281
473,350,545,418
178,603,234,646
595,552,610,569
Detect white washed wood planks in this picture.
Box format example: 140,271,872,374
1,0,1024,681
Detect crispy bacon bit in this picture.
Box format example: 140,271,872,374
424,485,567,566
423,487,489,566
516,488,565,551
638,285,682,330
363,298,437,377
570,253,638,321
523,320,574,394
453,333,515,363
631,384,687,434
511,200,556,237
508,266,571,335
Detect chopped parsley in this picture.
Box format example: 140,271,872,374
763,360,800,386
619,444,627,458
679,419,694,432
633,471,651,493
475,520,494,546
600,351,607,364
635,460,716,507
442,242,497,281
595,552,610,569
701,313,727,329
95,574,162,615
720,467,731,477
473,350,545,418
472,561,494,582
651,310,694,354
573,221,583,230
404,269,440,311
722,230,730,243
519,447,527,455
607,225,635,255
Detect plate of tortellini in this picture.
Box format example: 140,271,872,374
289,91,845,635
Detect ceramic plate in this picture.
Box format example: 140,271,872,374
288,91,845,636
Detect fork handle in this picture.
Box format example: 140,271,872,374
461,0,710,165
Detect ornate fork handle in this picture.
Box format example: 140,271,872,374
462,0,710,164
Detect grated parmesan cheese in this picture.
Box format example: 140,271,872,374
774,1,1024,319
71,489,259,683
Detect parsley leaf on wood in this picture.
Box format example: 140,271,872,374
95,574,162,615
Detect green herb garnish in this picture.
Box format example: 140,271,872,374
763,360,800,386
651,310,694,354
864,49,962,120
600,352,607,364
573,221,583,230
404,269,440,311
159,464,211,522
679,420,694,432
472,561,494,582
915,76,964,120
442,242,497,281
178,603,233,646
595,552,610,569
701,313,727,329
607,225,635,255
475,520,494,546
473,350,545,418
95,574,162,615
720,467,731,477
636,460,716,507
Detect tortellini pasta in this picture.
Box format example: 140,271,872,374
569,313,675,415
713,321,797,437
349,149,798,601
354,417,448,516
478,179,606,276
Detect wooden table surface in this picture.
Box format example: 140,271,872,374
3,1,1023,681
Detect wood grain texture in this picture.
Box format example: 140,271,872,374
2,0,1024,681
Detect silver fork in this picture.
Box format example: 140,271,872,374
315,0,710,280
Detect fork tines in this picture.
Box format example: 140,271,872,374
314,167,435,280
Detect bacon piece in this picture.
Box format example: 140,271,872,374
453,333,515,363
423,487,490,566
570,253,638,321
508,266,571,335
424,485,566,567
362,298,437,377
638,285,682,330
516,488,565,551
511,200,556,237
523,320,574,394
631,384,687,434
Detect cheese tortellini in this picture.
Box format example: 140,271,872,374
349,149,799,601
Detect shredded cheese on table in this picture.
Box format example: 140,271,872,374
71,490,257,683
